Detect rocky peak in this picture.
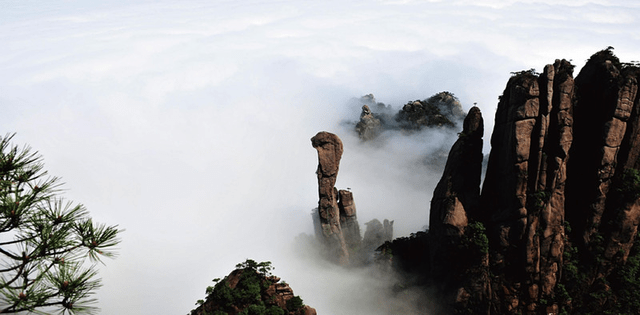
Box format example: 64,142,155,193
311,131,350,265
310,131,392,265
428,106,485,295
189,260,316,315
395,91,465,130
379,49,640,314
436,49,639,314
352,91,465,141
355,105,382,140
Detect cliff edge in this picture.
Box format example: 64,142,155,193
382,48,640,314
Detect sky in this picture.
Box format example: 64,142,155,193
1,0,639,314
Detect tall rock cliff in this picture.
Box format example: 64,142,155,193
428,106,486,304
456,49,639,314
311,131,352,265
381,48,640,314
311,131,393,265
476,58,577,314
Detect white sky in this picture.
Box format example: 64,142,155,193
1,1,639,314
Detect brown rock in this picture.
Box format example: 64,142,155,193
423,60,578,313
426,51,640,314
338,189,362,251
312,131,349,265
355,105,382,140
396,92,464,129
428,106,484,295
302,305,317,315
311,132,390,266
566,50,640,261
311,131,343,178
190,267,317,315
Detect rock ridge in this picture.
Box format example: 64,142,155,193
380,48,640,314
311,131,393,265
353,91,466,141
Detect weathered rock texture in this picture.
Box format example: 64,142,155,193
338,189,362,250
472,59,578,314
396,91,465,130
190,265,316,315
311,131,392,265
355,105,382,140
453,49,640,314
430,106,484,239
352,91,465,141
381,49,640,314
311,131,351,265
428,106,485,299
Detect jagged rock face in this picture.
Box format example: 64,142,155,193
476,59,576,312
311,132,392,266
352,92,464,141
430,106,484,232
362,219,394,254
396,92,465,130
428,106,484,285
311,131,350,265
428,91,467,121
416,50,640,314
338,189,361,250
567,51,640,257
191,268,316,315
355,105,382,140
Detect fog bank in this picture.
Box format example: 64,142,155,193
1,1,639,314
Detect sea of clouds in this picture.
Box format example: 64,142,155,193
1,0,639,314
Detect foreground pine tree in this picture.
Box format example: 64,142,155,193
0,134,121,314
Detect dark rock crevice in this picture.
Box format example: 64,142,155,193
380,48,640,314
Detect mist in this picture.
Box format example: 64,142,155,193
1,1,639,314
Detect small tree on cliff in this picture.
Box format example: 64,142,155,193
0,134,121,314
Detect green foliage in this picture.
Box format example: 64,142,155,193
286,296,304,311
558,169,640,313
210,279,234,309
559,221,588,312
395,91,462,130
529,190,550,213
588,46,622,71
564,221,572,234
555,283,570,303
374,230,429,276
604,232,640,314
615,168,640,204
0,134,121,314
464,221,489,255
190,260,303,315
239,304,266,315
510,68,540,77
266,306,285,315
236,259,275,278
559,220,640,314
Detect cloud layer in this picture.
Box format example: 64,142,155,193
1,1,639,314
